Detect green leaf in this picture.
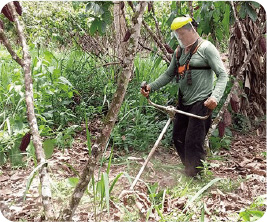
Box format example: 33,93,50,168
97,175,105,203
216,28,223,42
58,76,73,87
213,11,220,22
155,205,164,219
90,20,98,35
43,50,56,64
9,141,23,166
67,177,79,187
43,139,55,159
106,145,113,175
250,1,260,9
23,161,47,201
201,17,211,34
170,1,176,11
28,141,37,166
153,57,162,70
53,68,61,76
239,211,251,221
47,66,55,74
222,4,230,34
248,210,265,217
103,172,110,214
93,3,103,15
101,22,107,34
201,203,205,222
0,151,6,165
166,12,176,26
246,4,258,21
148,182,158,194
72,2,81,11
109,172,123,194
239,4,247,19
85,2,93,12
102,9,112,24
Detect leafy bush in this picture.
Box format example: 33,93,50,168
0,47,28,165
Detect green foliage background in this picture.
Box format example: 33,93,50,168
0,1,262,164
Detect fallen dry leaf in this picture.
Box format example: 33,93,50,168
239,157,253,168
171,196,187,209
10,172,25,182
0,175,9,182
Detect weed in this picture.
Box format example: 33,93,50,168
217,175,251,193
232,113,252,133
239,195,266,221
197,160,215,180
210,128,233,151
55,125,81,150
261,152,266,158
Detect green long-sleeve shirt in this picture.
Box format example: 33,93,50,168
149,40,228,105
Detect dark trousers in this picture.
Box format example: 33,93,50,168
172,99,212,176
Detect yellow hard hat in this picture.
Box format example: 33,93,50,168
171,17,193,30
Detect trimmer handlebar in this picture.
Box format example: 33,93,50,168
140,81,210,120
141,81,149,92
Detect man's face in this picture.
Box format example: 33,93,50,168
175,28,193,47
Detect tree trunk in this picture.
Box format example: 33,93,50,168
113,1,127,60
60,2,147,220
0,2,55,220
128,2,172,64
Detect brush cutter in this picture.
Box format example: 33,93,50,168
127,81,210,190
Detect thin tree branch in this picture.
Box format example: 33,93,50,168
142,21,172,63
151,2,164,43
8,2,55,220
0,29,23,66
138,41,156,53
60,2,148,220
96,61,122,68
128,1,172,63
138,41,170,63
188,1,194,18
230,1,250,53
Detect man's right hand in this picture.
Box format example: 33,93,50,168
140,84,151,98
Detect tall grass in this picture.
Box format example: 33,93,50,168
0,46,27,166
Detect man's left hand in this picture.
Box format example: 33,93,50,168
204,97,217,110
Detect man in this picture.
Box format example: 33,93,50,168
141,17,228,177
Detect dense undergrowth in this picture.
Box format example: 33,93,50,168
0,42,265,222
0,44,179,165
0,42,256,166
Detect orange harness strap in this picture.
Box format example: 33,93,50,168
176,39,205,75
